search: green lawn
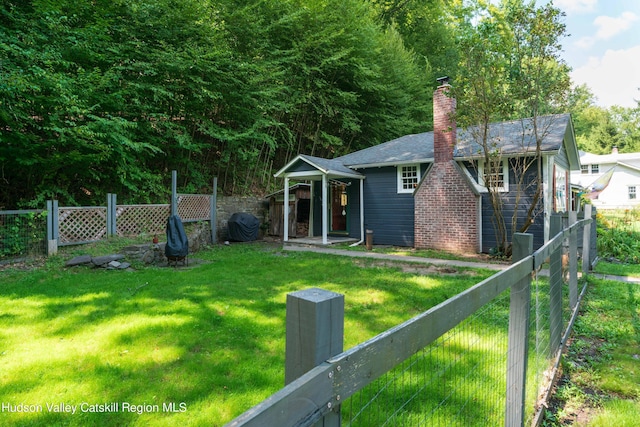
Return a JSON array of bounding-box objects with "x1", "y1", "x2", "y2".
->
[
  {"x1": 544, "y1": 266, "x2": 640, "y2": 426},
  {"x1": 593, "y1": 260, "x2": 640, "y2": 277},
  {"x1": 0, "y1": 242, "x2": 494, "y2": 426}
]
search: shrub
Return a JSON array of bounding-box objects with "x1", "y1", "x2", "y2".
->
[{"x1": 597, "y1": 213, "x2": 640, "y2": 263}]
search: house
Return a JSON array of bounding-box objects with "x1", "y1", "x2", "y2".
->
[
  {"x1": 571, "y1": 149, "x2": 640, "y2": 210},
  {"x1": 275, "y1": 79, "x2": 581, "y2": 253}
]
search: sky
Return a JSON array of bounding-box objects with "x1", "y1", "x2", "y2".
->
[{"x1": 552, "y1": 0, "x2": 640, "y2": 108}]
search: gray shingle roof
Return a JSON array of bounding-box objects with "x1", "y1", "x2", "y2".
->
[
  {"x1": 456, "y1": 113, "x2": 571, "y2": 157},
  {"x1": 298, "y1": 154, "x2": 364, "y2": 177},
  {"x1": 336, "y1": 113, "x2": 571, "y2": 167}
]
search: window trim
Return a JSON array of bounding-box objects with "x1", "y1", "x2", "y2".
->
[
  {"x1": 478, "y1": 159, "x2": 509, "y2": 192},
  {"x1": 629, "y1": 186, "x2": 637, "y2": 200},
  {"x1": 397, "y1": 164, "x2": 420, "y2": 194},
  {"x1": 591, "y1": 164, "x2": 599, "y2": 174},
  {"x1": 580, "y1": 164, "x2": 589, "y2": 174}
]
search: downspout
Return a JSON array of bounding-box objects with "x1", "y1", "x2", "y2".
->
[
  {"x1": 322, "y1": 174, "x2": 328, "y2": 245},
  {"x1": 283, "y1": 177, "x2": 289, "y2": 242},
  {"x1": 349, "y1": 178, "x2": 365, "y2": 246}
]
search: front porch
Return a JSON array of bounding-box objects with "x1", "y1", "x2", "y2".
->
[
  {"x1": 282, "y1": 235, "x2": 360, "y2": 247},
  {"x1": 274, "y1": 154, "x2": 365, "y2": 245}
]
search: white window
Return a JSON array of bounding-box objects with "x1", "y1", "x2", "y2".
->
[
  {"x1": 478, "y1": 159, "x2": 509, "y2": 192},
  {"x1": 554, "y1": 166, "x2": 567, "y2": 212},
  {"x1": 397, "y1": 164, "x2": 420, "y2": 193},
  {"x1": 581, "y1": 165, "x2": 589, "y2": 174},
  {"x1": 629, "y1": 186, "x2": 636, "y2": 200},
  {"x1": 591, "y1": 164, "x2": 599, "y2": 174}
]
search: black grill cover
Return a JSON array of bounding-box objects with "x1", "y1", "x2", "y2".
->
[
  {"x1": 228, "y1": 212, "x2": 260, "y2": 242},
  {"x1": 165, "y1": 215, "x2": 189, "y2": 258}
]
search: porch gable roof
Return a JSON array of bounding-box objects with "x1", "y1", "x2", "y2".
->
[{"x1": 274, "y1": 154, "x2": 364, "y2": 180}]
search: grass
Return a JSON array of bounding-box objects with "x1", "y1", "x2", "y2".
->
[
  {"x1": 543, "y1": 266, "x2": 640, "y2": 426},
  {"x1": 0, "y1": 241, "x2": 496, "y2": 426},
  {"x1": 593, "y1": 260, "x2": 640, "y2": 277}
]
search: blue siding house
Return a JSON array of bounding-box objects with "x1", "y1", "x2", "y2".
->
[{"x1": 274, "y1": 82, "x2": 580, "y2": 253}]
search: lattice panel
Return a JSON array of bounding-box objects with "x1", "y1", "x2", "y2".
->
[
  {"x1": 116, "y1": 204, "x2": 170, "y2": 237},
  {"x1": 58, "y1": 207, "x2": 107, "y2": 244},
  {"x1": 177, "y1": 194, "x2": 211, "y2": 222}
]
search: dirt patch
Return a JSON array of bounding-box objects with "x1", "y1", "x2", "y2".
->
[
  {"x1": 543, "y1": 336, "x2": 612, "y2": 425},
  {"x1": 353, "y1": 259, "x2": 481, "y2": 276},
  {"x1": 0, "y1": 257, "x2": 47, "y2": 272},
  {"x1": 544, "y1": 371, "x2": 605, "y2": 425}
]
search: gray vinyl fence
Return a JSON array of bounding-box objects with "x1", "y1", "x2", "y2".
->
[
  {"x1": 47, "y1": 193, "x2": 214, "y2": 248},
  {"x1": 225, "y1": 208, "x2": 594, "y2": 427},
  {"x1": 0, "y1": 173, "x2": 219, "y2": 261}
]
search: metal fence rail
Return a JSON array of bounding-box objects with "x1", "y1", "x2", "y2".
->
[
  {"x1": 226, "y1": 214, "x2": 592, "y2": 427},
  {"x1": 0, "y1": 210, "x2": 47, "y2": 261}
]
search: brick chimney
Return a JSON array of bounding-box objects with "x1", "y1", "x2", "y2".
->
[
  {"x1": 433, "y1": 76, "x2": 456, "y2": 163},
  {"x1": 414, "y1": 77, "x2": 479, "y2": 254}
]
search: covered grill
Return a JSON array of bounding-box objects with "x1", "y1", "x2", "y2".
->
[
  {"x1": 227, "y1": 212, "x2": 260, "y2": 242},
  {"x1": 165, "y1": 215, "x2": 189, "y2": 265}
]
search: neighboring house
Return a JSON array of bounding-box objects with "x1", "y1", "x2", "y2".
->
[
  {"x1": 275, "y1": 80, "x2": 581, "y2": 253},
  {"x1": 571, "y1": 149, "x2": 640, "y2": 210}
]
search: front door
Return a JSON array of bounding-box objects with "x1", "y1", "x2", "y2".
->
[{"x1": 331, "y1": 184, "x2": 347, "y2": 233}]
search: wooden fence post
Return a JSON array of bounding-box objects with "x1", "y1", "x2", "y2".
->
[
  {"x1": 581, "y1": 204, "x2": 592, "y2": 275},
  {"x1": 549, "y1": 215, "x2": 563, "y2": 357},
  {"x1": 285, "y1": 288, "x2": 344, "y2": 427},
  {"x1": 505, "y1": 233, "x2": 533, "y2": 427},
  {"x1": 46, "y1": 200, "x2": 58, "y2": 256},
  {"x1": 106, "y1": 194, "x2": 112, "y2": 237},
  {"x1": 211, "y1": 177, "x2": 218, "y2": 244},
  {"x1": 107, "y1": 193, "x2": 117, "y2": 237},
  {"x1": 568, "y1": 211, "x2": 578, "y2": 309},
  {"x1": 171, "y1": 170, "x2": 178, "y2": 217}
]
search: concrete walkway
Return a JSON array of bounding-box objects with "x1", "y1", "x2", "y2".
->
[
  {"x1": 283, "y1": 244, "x2": 640, "y2": 283},
  {"x1": 283, "y1": 244, "x2": 508, "y2": 271},
  {"x1": 589, "y1": 273, "x2": 640, "y2": 283}
]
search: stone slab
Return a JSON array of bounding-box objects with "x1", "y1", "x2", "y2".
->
[{"x1": 65, "y1": 255, "x2": 93, "y2": 266}]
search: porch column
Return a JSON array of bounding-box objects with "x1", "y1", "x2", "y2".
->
[
  {"x1": 359, "y1": 178, "x2": 365, "y2": 242},
  {"x1": 322, "y1": 174, "x2": 328, "y2": 244},
  {"x1": 283, "y1": 177, "x2": 289, "y2": 242}
]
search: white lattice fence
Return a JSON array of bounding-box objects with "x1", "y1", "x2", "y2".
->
[
  {"x1": 116, "y1": 204, "x2": 170, "y2": 237},
  {"x1": 58, "y1": 207, "x2": 107, "y2": 245},
  {"x1": 177, "y1": 194, "x2": 211, "y2": 222}
]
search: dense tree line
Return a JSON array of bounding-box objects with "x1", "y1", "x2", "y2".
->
[
  {"x1": 0, "y1": 0, "x2": 436, "y2": 208},
  {"x1": 1, "y1": 0, "x2": 638, "y2": 209}
]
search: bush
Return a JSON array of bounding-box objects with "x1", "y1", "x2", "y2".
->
[
  {"x1": 0, "y1": 212, "x2": 47, "y2": 259},
  {"x1": 597, "y1": 212, "x2": 640, "y2": 263}
]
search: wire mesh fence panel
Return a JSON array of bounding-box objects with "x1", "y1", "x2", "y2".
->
[
  {"x1": 58, "y1": 207, "x2": 107, "y2": 245},
  {"x1": 525, "y1": 240, "x2": 574, "y2": 424},
  {"x1": 115, "y1": 204, "x2": 170, "y2": 237},
  {"x1": 0, "y1": 210, "x2": 47, "y2": 261},
  {"x1": 177, "y1": 194, "x2": 211, "y2": 222},
  {"x1": 342, "y1": 289, "x2": 511, "y2": 427},
  {"x1": 525, "y1": 275, "x2": 553, "y2": 424}
]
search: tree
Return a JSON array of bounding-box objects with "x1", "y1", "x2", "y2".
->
[
  {"x1": 453, "y1": 0, "x2": 570, "y2": 256},
  {"x1": 1, "y1": 0, "x2": 433, "y2": 208}
]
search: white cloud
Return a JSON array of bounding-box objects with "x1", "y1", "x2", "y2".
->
[
  {"x1": 575, "y1": 36, "x2": 595, "y2": 49},
  {"x1": 571, "y1": 45, "x2": 640, "y2": 108},
  {"x1": 594, "y1": 12, "x2": 638, "y2": 39},
  {"x1": 575, "y1": 11, "x2": 638, "y2": 49},
  {"x1": 554, "y1": 0, "x2": 597, "y2": 13}
]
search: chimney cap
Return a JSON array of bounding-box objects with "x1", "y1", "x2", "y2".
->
[{"x1": 436, "y1": 76, "x2": 450, "y2": 86}]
